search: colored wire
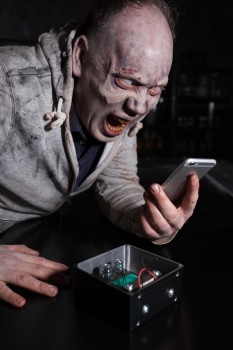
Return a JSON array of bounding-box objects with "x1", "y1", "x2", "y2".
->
[{"x1": 137, "y1": 267, "x2": 158, "y2": 288}]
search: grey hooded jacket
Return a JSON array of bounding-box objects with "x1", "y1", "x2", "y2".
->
[{"x1": 0, "y1": 28, "x2": 146, "y2": 235}]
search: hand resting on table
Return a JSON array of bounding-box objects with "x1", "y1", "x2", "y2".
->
[{"x1": 0, "y1": 244, "x2": 70, "y2": 307}]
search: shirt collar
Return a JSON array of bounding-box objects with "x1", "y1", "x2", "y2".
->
[
  {"x1": 70, "y1": 100, "x2": 103, "y2": 145},
  {"x1": 70, "y1": 100, "x2": 89, "y2": 141}
]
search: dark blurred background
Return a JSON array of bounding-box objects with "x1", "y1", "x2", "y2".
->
[{"x1": 1, "y1": 0, "x2": 233, "y2": 161}]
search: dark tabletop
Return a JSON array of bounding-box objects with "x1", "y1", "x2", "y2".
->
[{"x1": 0, "y1": 157, "x2": 232, "y2": 350}]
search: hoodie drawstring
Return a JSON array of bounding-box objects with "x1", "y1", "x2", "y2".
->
[
  {"x1": 128, "y1": 121, "x2": 143, "y2": 137},
  {"x1": 45, "y1": 97, "x2": 66, "y2": 129}
]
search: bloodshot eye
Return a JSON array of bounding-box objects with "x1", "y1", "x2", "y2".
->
[
  {"x1": 148, "y1": 86, "x2": 165, "y2": 96},
  {"x1": 115, "y1": 77, "x2": 136, "y2": 90},
  {"x1": 122, "y1": 78, "x2": 134, "y2": 86}
]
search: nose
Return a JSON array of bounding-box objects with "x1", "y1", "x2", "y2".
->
[{"x1": 124, "y1": 94, "x2": 148, "y2": 116}]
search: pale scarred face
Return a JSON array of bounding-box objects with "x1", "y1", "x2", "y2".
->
[{"x1": 72, "y1": 5, "x2": 173, "y2": 142}]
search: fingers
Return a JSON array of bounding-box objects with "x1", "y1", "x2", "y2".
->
[
  {"x1": 1, "y1": 245, "x2": 69, "y2": 272},
  {"x1": 181, "y1": 174, "x2": 199, "y2": 218},
  {"x1": 140, "y1": 176, "x2": 199, "y2": 242},
  {"x1": 14, "y1": 253, "x2": 69, "y2": 273},
  {"x1": 0, "y1": 244, "x2": 71, "y2": 308},
  {"x1": 0, "y1": 281, "x2": 26, "y2": 308},
  {"x1": 140, "y1": 205, "x2": 162, "y2": 240},
  {"x1": 2, "y1": 260, "x2": 71, "y2": 285},
  {"x1": 7, "y1": 270, "x2": 58, "y2": 296},
  {"x1": 0, "y1": 270, "x2": 58, "y2": 308},
  {"x1": 141, "y1": 189, "x2": 179, "y2": 239},
  {"x1": 4, "y1": 244, "x2": 39, "y2": 256}
]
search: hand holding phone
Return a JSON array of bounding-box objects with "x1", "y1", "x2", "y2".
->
[{"x1": 162, "y1": 158, "x2": 216, "y2": 201}]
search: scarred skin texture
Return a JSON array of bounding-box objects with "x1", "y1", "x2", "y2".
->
[
  {"x1": 72, "y1": 4, "x2": 199, "y2": 244},
  {"x1": 72, "y1": 5, "x2": 173, "y2": 142},
  {"x1": 0, "y1": 4, "x2": 199, "y2": 307}
]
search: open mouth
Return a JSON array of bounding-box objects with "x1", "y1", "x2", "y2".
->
[{"x1": 106, "y1": 115, "x2": 129, "y2": 135}]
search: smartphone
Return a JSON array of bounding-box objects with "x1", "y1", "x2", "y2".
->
[{"x1": 162, "y1": 158, "x2": 217, "y2": 201}]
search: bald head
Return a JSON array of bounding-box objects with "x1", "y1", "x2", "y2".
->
[
  {"x1": 72, "y1": 3, "x2": 174, "y2": 142},
  {"x1": 88, "y1": 5, "x2": 173, "y2": 84},
  {"x1": 76, "y1": 0, "x2": 177, "y2": 40}
]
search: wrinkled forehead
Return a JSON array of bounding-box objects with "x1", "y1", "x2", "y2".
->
[{"x1": 96, "y1": 5, "x2": 173, "y2": 77}]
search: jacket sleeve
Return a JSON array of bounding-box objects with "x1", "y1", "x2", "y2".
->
[
  {"x1": 0, "y1": 58, "x2": 13, "y2": 154},
  {"x1": 94, "y1": 133, "x2": 146, "y2": 236}
]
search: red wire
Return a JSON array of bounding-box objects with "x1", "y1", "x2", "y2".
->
[{"x1": 137, "y1": 267, "x2": 158, "y2": 288}]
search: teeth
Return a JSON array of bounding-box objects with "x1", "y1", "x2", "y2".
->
[
  {"x1": 117, "y1": 118, "x2": 127, "y2": 126},
  {"x1": 107, "y1": 124, "x2": 125, "y2": 132},
  {"x1": 106, "y1": 116, "x2": 128, "y2": 133},
  {"x1": 107, "y1": 122, "x2": 126, "y2": 132}
]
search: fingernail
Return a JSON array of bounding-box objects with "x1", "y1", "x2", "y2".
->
[
  {"x1": 48, "y1": 286, "x2": 58, "y2": 296},
  {"x1": 16, "y1": 297, "x2": 26, "y2": 306},
  {"x1": 151, "y1": 184, "x2": 160, "y2": 194}
]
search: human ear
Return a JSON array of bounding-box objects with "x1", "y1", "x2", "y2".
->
[{"x1": 72, "y1": 35, "x2": 89, "y2": 77}]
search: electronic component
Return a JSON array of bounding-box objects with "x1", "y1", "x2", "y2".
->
[
  {"x1": 122, "y1": 269, "x2": 162, "y2": 292},
  {"x1": 98, "y1": 259, "x2": 162, "y2": 293},
  {"x1": 113, "y1": 272, "x2": 138, "y2": 288},
  {"x1": 73, "y1": 244, "x2": 183, "y2": 331}
]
